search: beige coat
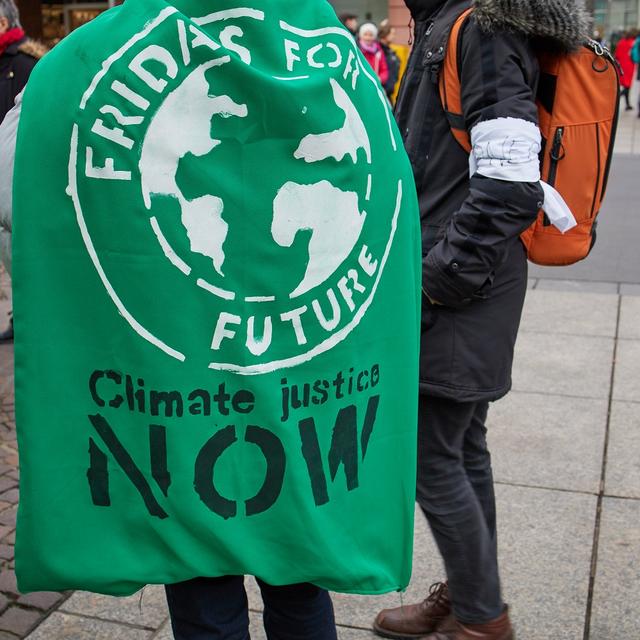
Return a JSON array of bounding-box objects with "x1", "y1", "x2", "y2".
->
[{"x1": 0, "y1": 92, "x2": 21, "y2": 276}]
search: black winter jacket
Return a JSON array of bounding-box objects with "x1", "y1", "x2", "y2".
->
[
  {"x1": 0, "y1": 38, "x2": 44, "y2": 124},
  {"x1": 396, "y1": 0, "x2": 588, "y2": 401}
]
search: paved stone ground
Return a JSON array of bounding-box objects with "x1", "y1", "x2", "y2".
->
[
  {"x1": 614, "y1": 82, "x2": 640, "y2": 155},
  {"x1": 0, "y1": 87, "x2": 638, "y2": 640}
]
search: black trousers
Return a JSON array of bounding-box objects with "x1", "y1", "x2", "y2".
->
[
  {"x1": 165, "y1": 576, "x2": 338, "y2": 640},
  {"x1": 417, "y1": 395, "x2": 503, "y2": 624}
]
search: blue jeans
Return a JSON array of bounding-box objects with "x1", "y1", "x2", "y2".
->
[
  {"x1": 417, "y1": 395, "x2": 503, "y2": 624},
  {"x1": 165, "y1": 576, "x2": 338, "y2": 640}
]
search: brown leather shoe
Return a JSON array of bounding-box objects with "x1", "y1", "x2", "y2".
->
[
  {"x1": 425, "y1": 607, "x2": 514, "y2": 640},
  {"x1": 373, "y1": 582, "x2": 451, "y2": 639}
]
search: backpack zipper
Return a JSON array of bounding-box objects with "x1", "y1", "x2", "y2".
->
[
  {"x1": 590, "y1": 124, "x2": 601, "y2": 218},
  {"x1": 543, "y1": 127, "x2": 565, "y2": 227},
  {"x1": 547, "y1": 127, "x2": 564, "y2": 187}
]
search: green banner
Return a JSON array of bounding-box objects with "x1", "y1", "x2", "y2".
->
[{"x1": 13, "y1": 0, "x2": 420, "y2": 596}]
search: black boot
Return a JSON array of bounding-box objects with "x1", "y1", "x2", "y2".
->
[{"x1": 0, "y1": 315, "x2": 13, "y2": 343}]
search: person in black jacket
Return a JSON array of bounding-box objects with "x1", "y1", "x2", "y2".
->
[
  {"x1": 373, "y1": 1, "x2": 589, "y2": 639},
  {"x1": 378, "y1": 20, "x2": 401, "y2": 100},
  {"x1": 0, "y1": 0, "x2": 46, "y2": 342}
]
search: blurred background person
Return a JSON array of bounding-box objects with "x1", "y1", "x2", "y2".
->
[
  {"x1": 339, "y1": 12, "x2": 358, "y2": 38},
  {"x1": 633, "y1": 30, "x2": 640, "y2": 117},
  {"x1": 1, "y1": 0, "x2": 45, "y2": 122},
  {"x1": 0, "y1": 0, "x2": 46, "y2": 343},
  {"x1": 358, "y1": 22, "x2": 388, "y2": 89},
  {"x1": 615, "y1": 30, "x2": 637, "y2": 112},
  {"x1": 378, "y1": 19, "x2": 400, "y2": 102}
]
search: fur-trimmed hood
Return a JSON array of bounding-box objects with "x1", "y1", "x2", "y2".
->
[
  {"x1": 473, "y1": 0, "x2": 591, "y2": 52},
  {"x1": 17, "y1": 38, "x2": 48, "y2": 60},
  {"x1": 406, "y1": 0, "x2": 591, "y2": 52}
]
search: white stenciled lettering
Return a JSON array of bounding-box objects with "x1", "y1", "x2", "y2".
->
[
  {"x1": 246, "y1": 316, "x2": 273, "y2": 356},
  {"x1": 326, "y1": 42, "x2": 342, "y2": 68},
  {"x1": 99, "y1": 105, "x2": 145, "y2": 127},
  {"x1": 85, "y1": 147, "x2": 132, "y2": 181},
  {"x1": 220, "y1": 26, "x2": 251, "y2": 64},
  {"x1": 110, "y1": 80, "x2": 150, "y2": 111},
  {"x1": 338, "y1": 270, "x2": 366, "y2": 312},
  {"x1": 343, "y1": 49, "x2": 359, "y2": 90},
  {"x1": 91, "y1": 119, "x2": 135, "y2": 150},
  {"x1": 129, "y1": 45, "x2": 179, "y2": 93},
  {"x1": 312, "y1": 288, "x2": 341, "y2": 331},
  {"x1": 284, "y1": 39, "x2": 302, "y2": 71},
  {"x1": 211, "y1": 312, "x2": 242, "y2": 350},
  {"x1": 176, "y1": 20, "x2": 191, "y2": 66},
  {"x1": 189, "y1": 24, "x2": 222, "y2": 53},
  {"x1": 280, "y1": 306, "x2": 309, "y2": 346},
  {"x1": 358, "y1": 244, "x2": 378, "y2": 277},
  {"x1": 307, "y1": 44, "x2": 324, "y2": 69}
]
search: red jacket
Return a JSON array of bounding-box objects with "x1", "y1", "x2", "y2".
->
[
  {"x1": 615, "y1": 37, "x2": 636, "y2": 89},
  {"x1": 359, "y1": 43, "x2": 389, "y2": 87}
]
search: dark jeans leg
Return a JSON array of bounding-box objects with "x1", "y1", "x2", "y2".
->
[
  {"x1": 417, "y1": 395, "x2": 503, "y2": 625},
  {"x1": 165, "y1": 576, "x2": 250, "y2": 640},
  {"x1": 257, "y1": 580, "x2": 338, "y2": 640},
  {"x1": 463, "y1": 402, "x2": 497, "y2": 545}
]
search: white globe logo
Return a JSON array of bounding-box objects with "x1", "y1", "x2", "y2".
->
[{"x1": 139, "y1": 62, "x2": 372, "y2": 301}]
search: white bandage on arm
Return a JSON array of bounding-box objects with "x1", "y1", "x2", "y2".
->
[{"x1": 469, "y1": 117, "x2": 577, "y2": 233}]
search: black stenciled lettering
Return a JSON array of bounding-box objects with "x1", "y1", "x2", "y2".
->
[
  {"x1": 232, "y1": 390, "x2": 255, "y2": 415},
  {"x1": 88, "y1": 414, "x2": 168, "y2": 519},
  {"x1": 360, "y1": 395, "x2": 380, "y2": 461},
  {"x1": 89, "y1": 371, "x2": 106, "y2": 407},
  {"x1": 244, "y1": 425, "x2": 286, "y2": 516},
  {"x1": 89, "y1": 370, "x2": 123, "y2": 408},
  {"x1": 150, "y1": 424, "x2": 171, "y2": 496},
  {"x1": 150, "y1": 390, "x2": 184, "y2": 417},
  {"x1": 332, "y1": 370, "x2": 346, "y2": 399},
  {"x1": 280, "y1": 380, "x2": 290, "y2": 423},
  {"x1": 188, "y1": 389, "x2": 211, "y2": 416},
  {"x1": 135, "y1": 378, "x2": 146, "y2": 413},
  {"x1": 298, "y1": 418, "x2": 330, "y2": 506},
  {"x1": 328, "y1": 405, "x2": 359, "y2": 491},
  {"x1": 371, "y1": 364, "x2": 380, "y2": 387},
  {"x1": 357, "y1": 370, "x2": 369, "y2": 392},
  {"x1": 311, "y1": 379, "x2": 330, "y2": 405},
  {"x1": 87, "y1": 437, "x2": 110, "y2": 506},
  {"x1": 194, "y1": 425, "x2": 238, "y2": 519},
  {"x1": 213, "y1": 383, "x2": 232, "y2": 416}
]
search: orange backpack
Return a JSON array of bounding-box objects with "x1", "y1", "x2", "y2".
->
[{"x1": 439, "y1": 9, "x2": 621, "y2": 266}]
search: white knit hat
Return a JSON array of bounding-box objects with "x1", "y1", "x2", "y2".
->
[
  {"x1": 0, "y1": 0, "x2": 21, "y2": 29},
  {"x1": 358, "y1": 22, "x2": 378, "y2": 39}
]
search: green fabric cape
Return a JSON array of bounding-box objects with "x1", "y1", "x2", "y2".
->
[{"x1": 13, "y1": 0, "x2": 421, "y2": 596}]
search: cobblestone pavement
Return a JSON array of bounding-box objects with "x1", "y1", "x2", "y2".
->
[{"x1": 0, "y1": 269, "x2": 71, "y2": 637}]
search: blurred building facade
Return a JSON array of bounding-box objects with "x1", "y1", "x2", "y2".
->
[
  {"x1": 16, "y1": 0, "x2": 117, "y2": 42},
  {"x1": 595, "y1": 0, "x2": 640, "y2": 32},
  {"x1": 18, "y1": 1, "x2": 640, "y2": 47}
]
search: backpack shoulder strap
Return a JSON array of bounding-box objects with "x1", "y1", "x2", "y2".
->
[{"x1": 439, "y1": 8, "x2": 474, "y2": 154}]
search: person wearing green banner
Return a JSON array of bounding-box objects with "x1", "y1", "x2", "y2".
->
[{"x1": 8, "y1": 0, "x2": 421, "y2": 638}]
